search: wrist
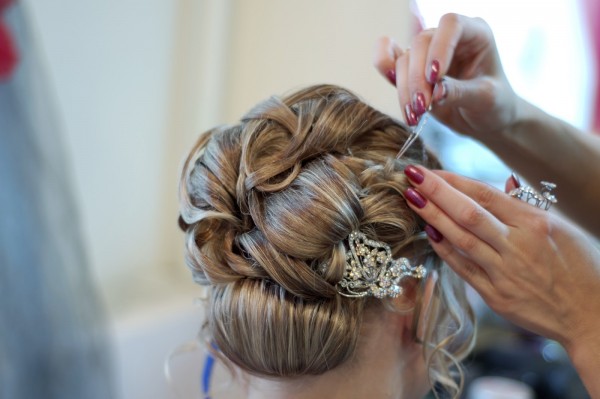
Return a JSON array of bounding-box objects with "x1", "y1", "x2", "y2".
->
[
  {"x1": 469, "y1": 90, "x2": 530, "y2": 150},
  {"x1": 476, "y1": 96, "x2": 549, "y2": 156},
  {"x1": 497, "y1": 96, "x2": 538, "y2": 140}
]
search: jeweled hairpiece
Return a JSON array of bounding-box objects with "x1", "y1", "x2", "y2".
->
[{"x1": 336, "y1": 231, "x2": 427, "y2": 298}]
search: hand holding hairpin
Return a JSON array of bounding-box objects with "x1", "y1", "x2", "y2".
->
[{"x1": 397, "y1": 111, "x2": 430, "y2": 159}]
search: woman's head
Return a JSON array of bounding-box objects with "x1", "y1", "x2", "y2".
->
[{"x1": 179, "y1": 85, "x2": 475, "y2": 397}]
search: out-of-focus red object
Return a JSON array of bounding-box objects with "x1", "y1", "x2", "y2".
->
[
  {"x1": 0, "y1": 0, "x2": 17, "y2": 80},
  {"x1": 582, "y1": 0, "x2": 600, "y2": 133}
]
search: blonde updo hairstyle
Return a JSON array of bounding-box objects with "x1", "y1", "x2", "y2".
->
[{"x1": 179, "y1": 85, "x2": 475, "y2": 397}]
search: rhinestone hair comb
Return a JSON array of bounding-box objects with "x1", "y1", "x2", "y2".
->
[{"x1": 336, "y1": 231, "x2": 427, "y2": 298}]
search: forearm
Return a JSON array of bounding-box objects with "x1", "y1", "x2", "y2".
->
[{"x1": 478, "y1": 97, "x2": 600, "y2": 237}]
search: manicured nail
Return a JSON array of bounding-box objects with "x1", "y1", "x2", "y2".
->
[
  {"x1": 385, "y1": 69, "x2": 396, "y2": 85},
  {"x1": 412, "y1": 92, "x2": 427, "y2": 116},
  {"x1": 511, "y1": 172, "x2": 521, "y2": 188},
  {"x1": 432, "y1": 79, "x2": 447, "y2": 104},
  {"x1": 405, "y1": 104, "x2": 418, "y2": 126},
  {"x1": 404, "y1": 165, "x2": 424, "y2": 184},
  {"x1": 425, "y1": 224, "x2": 443, "y2": 243},
  {"x1": 428, "y1": 60, "x2": 440, "y2": 84},
  {"x1": 405, "y1": 187, "x2": 427, "y2": 208}
]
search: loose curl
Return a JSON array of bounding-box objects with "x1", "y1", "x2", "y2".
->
[{"x1": 178, "y1": 85, "x2": 475, "y2": 397}]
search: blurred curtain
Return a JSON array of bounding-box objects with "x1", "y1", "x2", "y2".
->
[
  {"x1": 582, "y1": 0, "x2": 600, "y2": 133},
  {"x1": 0, "y1": 2, "x2": 113, "y2": 399}
]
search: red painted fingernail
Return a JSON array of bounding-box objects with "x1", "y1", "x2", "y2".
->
[
  {"x1": 404, "y1": 165, "x2": 424, "y2": 184},
  {"x1": 432, "y1": 79, "x2": 447, "y2": 104},
  {"x1": 413, "y1": 92, "x2": 427, "y2": 116},
  {"x1": 405, "y1": 104, "x2": 418, "y2": 126},
  {"x1": 425, "y1": 224, "x2": 443, "y2": 243},
  {"x1": 405, "y1": 187, "x2": 427, "y2": 209},
  {"x1": 510, "y1": 172, "x2": 521, "y2": 188},
  {"x1": 428, "y1": 60, "x2": 440, "y2": 84},
  {"x1": 385, "y1": 69, "x2": 396, "y2": 85}
]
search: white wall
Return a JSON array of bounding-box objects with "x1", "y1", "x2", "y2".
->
[
  {"x1": 25, "y1": 0, "x2": 190, "y2": 305},
  {"x1": 25, "y1": 1, "x2": 198, "y2": 398},
  {"x1": 223, "y1": 0, "x2": 413, "y2": 123}
]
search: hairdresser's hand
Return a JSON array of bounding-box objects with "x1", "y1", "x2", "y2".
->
[
  {"x1": 374, "y1": 13, "x2": 518, "y2": 139},
  {"x1": 402, "y1": 165, "x2": 600, "y2": 353},
  {"x1": 402, "y1": 166, "x2": 600, "y2": 396}
]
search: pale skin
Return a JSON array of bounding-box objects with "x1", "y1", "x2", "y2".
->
[{"x1": 373, "y1": 12, "x2": 600, "y2": 398}]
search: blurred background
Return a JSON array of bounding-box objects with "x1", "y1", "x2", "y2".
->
[{"x1": 0, "y1": 0, "x2": 596, "y2": 398}]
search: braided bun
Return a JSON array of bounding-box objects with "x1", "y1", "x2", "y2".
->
[{"x1": 178, "y1": 85, "x2": 451, "y2": 377}]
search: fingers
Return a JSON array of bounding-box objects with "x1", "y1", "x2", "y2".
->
[
  {"x1": 395, "y1": 31, "x2": 434, "y2": 125},
  {"x1": 402, "y1": 14, "x2": 495, "y2": 113},
  {"x1": 373, "y1": 36, "x2": 418, "y2": 127},
  {"x1": 394, "y1": 52, "x2": 415, "y2": 126},
  {"x1": 405, "y1": 32, "x2": 434, "y2": 117},
  {"x1": 374, "y1": 14, "x2": 500, "y2": 129},
  {"x1": 427, "y1": 235, "x2": 495, "y2": 298},
  {"x1": 432, "y1": 169, "x2": 539, "y2": 225},
  {"x1": 405, "y1": 184, "x2": 503, "y2": 279},
  {"x1": 374, "y1": 32, "x2": 436, "y2": 126},
  {"x1": 373, "y1": 17, "x2": 495, "y2": 125},
  {"x1": 373, "y1": 36, "x2": 402, "y2": 86},
  {"x1": 406, "y1": 166, "x2": 511, "y2": 247},
  {"x1": 425, "y1": 13, "x2": 494, "y2": 81},
  {"x1": 431, "y1": 75, "x2": 498, "y2": 110},
  {"x1": 424, "y1": 13, "x2": 465, "y2": 81}
]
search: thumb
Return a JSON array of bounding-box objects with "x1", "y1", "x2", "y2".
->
[{"x1": 432, "y1": 75, "x2": 497, "y2": 110}]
